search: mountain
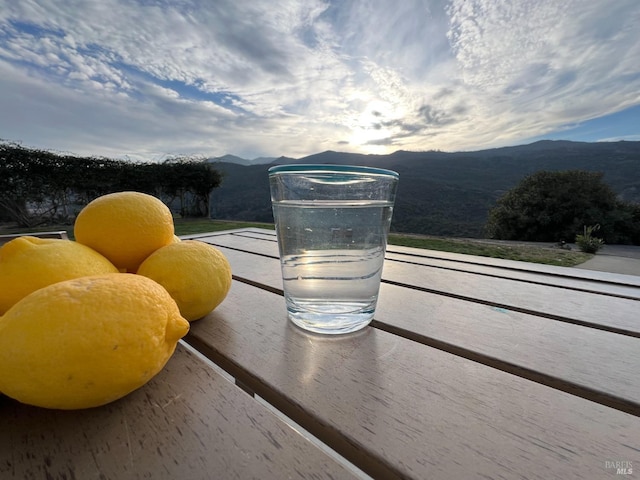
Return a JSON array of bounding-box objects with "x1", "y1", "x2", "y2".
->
[
  {"x1": 206, "y1": 154, "x2": 251, "y2": 165},
  {"x1": 206, "y1": 154, "x2": 267, "y2": 166},
  {"x1": 208, "y1": 140, "x2": 640, "y2": 238}
]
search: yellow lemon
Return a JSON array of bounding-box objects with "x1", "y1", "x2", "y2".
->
[
  {"x1": 0, "y1": 236, "x2": 119, "y2": 315},
  {"x1": 74, "y1": 191, "x2": 175, "y2": 272},
  {"x1": 137, "y1": 240, "x2": 232, "y2": 321},
  {"x1": 0, "y1": 273, "x2": 189, "y2": 410}
]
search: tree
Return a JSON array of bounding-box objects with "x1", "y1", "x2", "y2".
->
[{"x1": 485, "y1": 170, "x2": 626, "y2": 243}]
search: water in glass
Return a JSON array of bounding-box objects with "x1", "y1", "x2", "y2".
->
[{"x1": 273, "y1": 199, "x2": 393, "y2": 334}]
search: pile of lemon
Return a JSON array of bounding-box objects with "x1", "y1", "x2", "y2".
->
[{"x1": 0, "y1": 191, "x2": 232, "y2": 410}]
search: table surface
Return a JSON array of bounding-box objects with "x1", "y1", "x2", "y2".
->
[{"x1": 2, "y1": 227, "x2": 639, "y2": 479}]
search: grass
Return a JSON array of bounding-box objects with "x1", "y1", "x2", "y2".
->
[
  {"x1": 388, "y1": 234, "x2": 592, "y2": 267},
  {"x1": 0, "y1": 219, "x2": 592, "y2": 267}
]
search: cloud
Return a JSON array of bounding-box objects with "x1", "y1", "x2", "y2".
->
[
  {"x1": 442, "y1": 0, "x2": 640, "y2": 143},
  {"x1": 0, "y1": 0, "x2": 639, "y2": 159}
]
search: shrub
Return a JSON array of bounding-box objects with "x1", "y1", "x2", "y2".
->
[
  {"x1": 575, "y1": 224, "x2": 604, "y2": 253},
  {"x1": 486, "y1": 170, "x2": 627, "y2": 243}
]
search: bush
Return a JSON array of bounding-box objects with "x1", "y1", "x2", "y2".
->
[
  {"x1": 0, "y1": 142, "x2": 222, "y2": 227},
  {"x1": 486, "y1": 170, "x2": 637, "y2": 244},
  {"x1": 575, "y1": 224, "x2": 605, "y2": 253}
]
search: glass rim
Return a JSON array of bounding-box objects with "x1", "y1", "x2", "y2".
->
[{"x1": 268, "y1": 163, "x2": 399, "y2": 179}]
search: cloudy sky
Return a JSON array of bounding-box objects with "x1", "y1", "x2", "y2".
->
[{"x1": 1, "y1": 0, "x2": 639, "y2": 161}]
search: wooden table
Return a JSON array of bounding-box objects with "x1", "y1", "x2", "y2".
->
[{"x1": 2, "y1": 228, "x2": 639, "y2": 479}]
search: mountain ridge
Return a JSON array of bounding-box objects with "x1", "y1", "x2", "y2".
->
[
  {"x1": 209, "y1": 139, "x2": 625, "y2": 165},
  {"x1": 208, "y1": 140, "x2": 640, "y2": 238}
]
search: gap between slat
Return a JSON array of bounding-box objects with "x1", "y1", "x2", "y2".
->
[
  {"x1": 381, "y1": 278, "x2": 640, "y2": 339},
  {"x1": 387, "y1": 256, "x2": 640, "y2": 301}
]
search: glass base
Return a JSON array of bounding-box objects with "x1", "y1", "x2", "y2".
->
[{"x1": 286, "y1": 303, "x2": 374, "y2": 334}]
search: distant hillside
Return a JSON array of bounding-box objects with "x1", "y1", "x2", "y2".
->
[
  {"x1": 208, "y1": 140, "x2": 640, "y2": 238},
  {"x1": 206, "y1": 154, "x2": 287, "y2": 166}
]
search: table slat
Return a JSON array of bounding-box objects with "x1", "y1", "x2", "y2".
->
[{"x1": 0, "y1": 343, "x2": 359, "y2": 480}]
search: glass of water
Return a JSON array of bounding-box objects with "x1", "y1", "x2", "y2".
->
[{"x1": 268, "y1": 164, "x2": 399, "y2": 334}]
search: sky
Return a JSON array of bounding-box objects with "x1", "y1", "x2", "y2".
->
[{"x1": 1, "y1": 0, "x2": 639, "y2": 162}]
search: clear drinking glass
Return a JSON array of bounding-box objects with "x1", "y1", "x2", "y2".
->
[{"x1": 269, "y1": 164, "x2": 399, "y2": 334}]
